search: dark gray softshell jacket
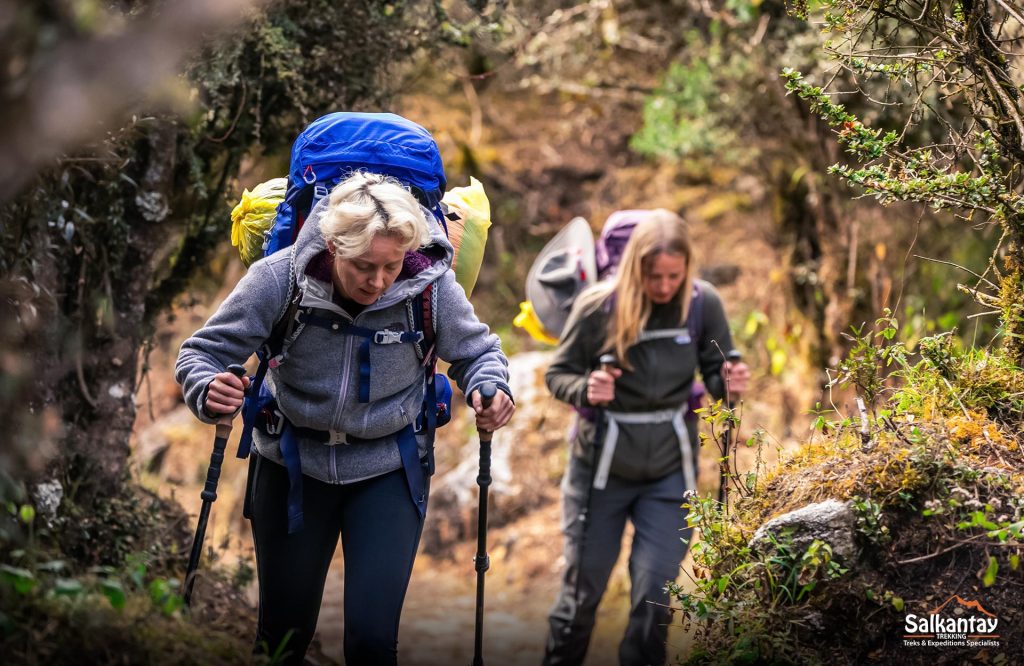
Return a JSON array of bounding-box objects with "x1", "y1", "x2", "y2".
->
[{"x1": 545, "y1": 280, "x2": 734, "y2": 482}]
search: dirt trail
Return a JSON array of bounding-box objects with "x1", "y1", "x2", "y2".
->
[{"x1": 316, "y1": 508, "x2": 697, "y2": 666}]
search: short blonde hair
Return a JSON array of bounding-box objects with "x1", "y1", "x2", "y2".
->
[{"x1": 321, "y1": 171, "x2": 432, "y2": 259}]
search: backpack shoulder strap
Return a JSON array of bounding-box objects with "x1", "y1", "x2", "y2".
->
[
  {"x1": 237, "y1": 282, "x2": 304, "y2": 459},
  {"x1": 266, "y1": 286, "x2": 304, "y2": 364},
  {"x1": 422, "y1": 283, "x2": 436, "y2": 362},
  {"x1": 687, "y1": 281, "x2": 704, "y2": 343}
]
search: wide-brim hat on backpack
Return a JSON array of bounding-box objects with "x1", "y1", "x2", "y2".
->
[{"x1": 525, "y1": 216, "x2": 597, "y2": 339}]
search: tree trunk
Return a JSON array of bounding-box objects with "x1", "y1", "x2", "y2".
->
[
  {"x1": 773, "y1": 164, "x2": 853, "y2": 369},
  {"x1": 998, "y1": 216, "x2": 1024, "y2": 366},
  {"x1": 39, "y1": 123, "x2": 185, "y2": 501}
]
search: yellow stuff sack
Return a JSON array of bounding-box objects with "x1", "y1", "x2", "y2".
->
[
  {"x1": 231, "y1": 178, "x2": 288, "y2": 267},
  {"x1": 441, "y1": 177, "x2": 491, "y2": 297},
  {"x1": 513, "y1": 301, "x2": 560, "y2": 346}
]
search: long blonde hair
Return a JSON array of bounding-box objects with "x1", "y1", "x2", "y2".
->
[{"x1": 576, "y1": 209, "x2": 694, "y2": 370}]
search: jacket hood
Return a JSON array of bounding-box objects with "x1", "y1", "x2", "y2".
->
[{"x1": 290, "y1": 197, "x2": 454, "y2": 314}]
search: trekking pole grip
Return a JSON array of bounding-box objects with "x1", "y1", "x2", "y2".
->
[
  {"x1": 725, "y1": 350, "x2": 742, "y2": 406},
  {"x1": 718, "y1": 350, "x2": 743, "y2": 505},
  {"x1": 201, "y1": 364, "x2": 246, "y2": 503},
  {"x1": 476, "y1": 382, "x2": 497, "y2": 504},
  {"x1": 477, "y1": 383, "x2": 497, "y2": 444}
]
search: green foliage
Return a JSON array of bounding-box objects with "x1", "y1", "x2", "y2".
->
[
  {"x1": 676, "y1": 493, "x2": 851, "y2": 664},
  {"x1": 631, "y1": 57, "x2": 740, "y2": 161},
  {"x1": 681, "y1": 312, "x2": 1024, "y2": 661},
  {"x1": 0, "y1": 565, "x2": 37, "y2": 595},
  {"x1": 783, "y1": 0, "x2": 1024, "y2": 361},
  {"x1": 628, "y1": 2, "x2": 783, "y2": 168},
  {"x1": 0, "y1": 486, "x2": 255, "y2": 662},
  {"x1": 696, "y1": 396, "x2": 763, "y2": 507},
  {"x1": 0, "y1": 552, "x2": 186, "y2": 615},
  {"x1": 1, "y1": 491, "x2": 187, "y2": 615},
  {"x1": 231, "y1": 559, "x2": 255, "y2": 592},
  {"x1": 781, "y1": 69, "x2": 899, "y2": 161},
  {"x1": 850, "y1": 496, "x2": 889, "y2": 546},
  {"x1": 832, "y1": 309, "x2": 902, "y2": 406}
]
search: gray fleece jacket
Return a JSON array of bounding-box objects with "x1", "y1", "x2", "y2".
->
[{"x1": 176, "y1": 199, "x2": 511, "y2": 485}]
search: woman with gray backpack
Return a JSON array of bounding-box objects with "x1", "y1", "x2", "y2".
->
[{"x1": 536, "y1": 209, "x2": 750, "y2": 665}]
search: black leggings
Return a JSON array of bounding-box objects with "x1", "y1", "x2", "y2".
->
[{"x1": 248, "y1": 454, "x2": 425, "y2": 665}]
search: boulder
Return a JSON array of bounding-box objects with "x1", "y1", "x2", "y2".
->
[{"x1": 750, "y1": 499, "x2": 858, "y2": 563}]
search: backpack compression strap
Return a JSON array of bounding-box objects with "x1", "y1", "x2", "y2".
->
[{"x1": 412, "y1": 283, "x2": 439, "y2": 480}]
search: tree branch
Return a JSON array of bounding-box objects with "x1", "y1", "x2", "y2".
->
[{"x1": 0, "y1": 0, "x2": 271, "y2": 203}]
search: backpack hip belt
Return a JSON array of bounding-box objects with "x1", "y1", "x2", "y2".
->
[
  {"x1": 255, "y1": 406, "x2": 366, "y2": 446},
  {"x1": 593, "y1": 406, "x2": 696, "y2": 493}
]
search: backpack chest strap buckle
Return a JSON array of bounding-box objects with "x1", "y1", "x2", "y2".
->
[{"x1": 373, "y1": 329, "x2": 424, "y2": 345}]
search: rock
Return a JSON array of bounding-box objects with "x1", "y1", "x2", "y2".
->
[
  {"x1": 750, "y1": 499, "x2": 858, "y2": 563},
  {"x1": 32, "y1": 479, "x2": 63, "y2": 522},
  {"x1": 699, "y1": 264, "x2": 741, "y2": 286}
]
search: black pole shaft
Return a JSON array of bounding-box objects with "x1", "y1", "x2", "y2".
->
[
  {"x1": 472, "y1": 383, "x2": 497, "y2": 666},
  {"x1": 717, "y1": 350, "x2": 742, "y2": 505},
  {"x1": 184, "y1": 364, "x2": 246, "y2": 608},
  {"x1": 570, "y1": 354, "x2": 617, "y2": 631},
  {"x1": 471, "y1": 379, "x2": 499, "y2": 663},
  {"x1": 184, "y1": 437, "x2": 225, "y2": 605}
]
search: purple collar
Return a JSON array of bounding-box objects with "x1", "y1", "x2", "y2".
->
[{"x1": 305, "y1": 246, "x2": 442, "y2": 283}]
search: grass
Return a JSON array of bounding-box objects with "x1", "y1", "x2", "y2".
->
[{"x1": 677, "y1": 318, "x2": 1024, "y2": 663}]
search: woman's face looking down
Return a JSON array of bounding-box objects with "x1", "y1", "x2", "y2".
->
[
  {"x1": 642, "y1": 251, "x2": 688, "y2": 305},
  {"x1": 331, "y1": 233, "x2": 406, "y2": 305}
]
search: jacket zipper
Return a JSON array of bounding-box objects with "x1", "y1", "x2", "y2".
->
[
  {"x1": 332, "y1": 335, "x2": 354, "y2": 436},
  {"x1": 329, "y1": 314, "x2": 358, "y2": 484}
]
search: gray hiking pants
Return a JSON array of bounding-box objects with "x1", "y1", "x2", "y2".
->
[{"x1": 543, "y1": 457, "x2": 691, "y2": 666}]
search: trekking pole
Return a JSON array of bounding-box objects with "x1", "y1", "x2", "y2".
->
[
  {"x1": 184, "y1": 363, "x2": 246, "y2": 608},
  {"x1": 717, "y1": 350, "x2": 742, "y2": 506},
  {"x1": 472, "y1": 382, "x2": 498, "y2": 666},
  {"x1": 568, "y1": 353, "x2": 617, "y2": 632}
]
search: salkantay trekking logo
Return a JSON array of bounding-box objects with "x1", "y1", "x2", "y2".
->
[{"x1": 903, "y1": 595, "x2": 1000, "y2": 648}]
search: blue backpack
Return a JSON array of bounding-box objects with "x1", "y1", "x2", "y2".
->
[
  {"x1": 237, "y1": 112, "x2": 453, "y2": 533},
  {"x1": 265, "y1": 112, "x2": 448, "y2": 255}
]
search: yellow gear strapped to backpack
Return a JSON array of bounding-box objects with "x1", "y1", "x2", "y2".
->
[
  {"x1": 231, "y1": 178, "x2": 288, "y2": 267},
  {"x1": 230, "y1": 176, "x2": 496, "y2": 300},
  {"x1": 442, "y1": 177, "x2": 491, "y2": 298},
  {"x1": 514, "y1": 301, "x2": 560, "y2": 346}
]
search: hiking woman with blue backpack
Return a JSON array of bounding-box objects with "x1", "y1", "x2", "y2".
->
[
  {"x1": 176, "y1": 169, "x2": 514, "y2": 664},
  {"x1": 540, "y1": 210, "x2": 750, "y2": 665}
]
